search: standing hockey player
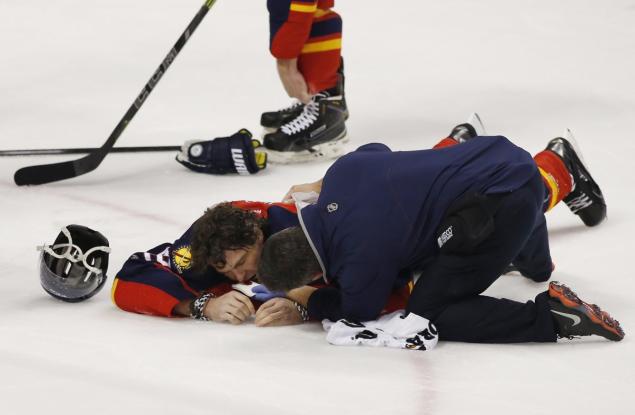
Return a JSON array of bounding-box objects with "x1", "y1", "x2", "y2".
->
[
  {"x1": 258, "y1": 123, "x2": 624, "y2": 343},
  {"x1": 261, "y1": 0, "x2": 348, "y2": 163}
]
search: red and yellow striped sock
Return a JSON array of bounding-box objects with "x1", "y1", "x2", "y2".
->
[
  {"x1": 534, "y1": 150, "x2": 573, "y2": 211},
  {"x1": 298, "y1": 8, "x2": 342, "y2": 92}
]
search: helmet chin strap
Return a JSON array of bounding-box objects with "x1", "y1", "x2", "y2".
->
[{"x1": 36, "y1": 226, "x2": 111, "y2": 275}]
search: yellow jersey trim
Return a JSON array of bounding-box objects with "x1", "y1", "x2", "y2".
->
[{"x1": 110, "y1": 278, "x2": 119, "y2": 305}]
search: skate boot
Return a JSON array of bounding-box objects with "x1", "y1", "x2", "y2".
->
[
  {"x1": 260, "y1": 101, "x2": 305, "y2": 133},
  {"x1": 448, "y1": 113, "x2": 487, "y2": 143},
  {"x1": 260, "y1": 58, "x2": 349, "y2": 134},
  {"x1": 545, "y1": 130, "x2": 607, "y2": 226},
  {"x1": 263, "y1": 88, "x2": 348, "y2": 164},
  {"x1": 336, "y1": 57, "x2": 350, "y2": 121},
  {"x1": 548, "y1": 281, "x2": 624, "y2": 341}
]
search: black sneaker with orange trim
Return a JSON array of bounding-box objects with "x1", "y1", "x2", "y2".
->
[{"x1": 548, "y1": 281, "x2": 624, "y2": 341}]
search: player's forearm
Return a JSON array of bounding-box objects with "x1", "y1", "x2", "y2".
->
[
  {"x1": 305, "y1": 286, "x2": 344, "y2": 321},
  {"x1": 112, "y1": 276, "x2": 185, "y2": 317},
  {"x1": 286, "y1": 285, "x2": 318, "y2": 308},
  {"x1": 311, "y1": 178, "x2": 323, "y2": 193},
  {"x1": 276, "y1": 58, "x2": 298, "y2": 73},
  {"x1": 277, "y1": 58, "x2": 311, "y2": 102}
]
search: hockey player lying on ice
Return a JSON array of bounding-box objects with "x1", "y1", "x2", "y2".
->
[
  {"x1": 111, "y1": 195, "x2": 410, "y2": 326},
  {"x1": 258, "y1": 115, "x2": 625, "y2": 344}
]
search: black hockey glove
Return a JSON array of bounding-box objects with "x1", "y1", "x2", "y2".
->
[{"x1": 176, "y1": 129, "x2": 267, "y2": 175}]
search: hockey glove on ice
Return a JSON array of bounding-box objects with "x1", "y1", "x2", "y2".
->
[{"x1": 176, "y1": 129, "x2": 267, "y2": 175}]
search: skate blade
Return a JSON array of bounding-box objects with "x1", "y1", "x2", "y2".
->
[
  {"x1": 562, "y1": 128, "x2": 590, "y2": 169},
  {"x1": 263, "y1": 131, "x2": 349, "y2": 165},
  {"x1": 467, "y1": 112, "x2": 487, "y2": 136}
]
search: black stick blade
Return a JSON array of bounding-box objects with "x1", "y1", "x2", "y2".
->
[
  {"x1": 13, "y1": 1, "x2": 215, "y2": 186},
  {"x1": 14, "y1": 153, "x2": 100, "y2": 186}
]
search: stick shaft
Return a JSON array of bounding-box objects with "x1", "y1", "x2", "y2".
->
[
  {"x1": 1, "y1": 146, "x2": 180, "y2": 156},
  {"x1": 14, "y1": 0, "x2": 218, "y2": 185}
]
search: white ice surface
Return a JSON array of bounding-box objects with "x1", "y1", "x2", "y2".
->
[{"x1": 1, "y1": 1, "x2": 635, "y2": 414}]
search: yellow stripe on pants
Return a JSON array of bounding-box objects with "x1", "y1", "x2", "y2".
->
[{"x1": 301, "y1": 38, "x2": 342, "y2": 54}]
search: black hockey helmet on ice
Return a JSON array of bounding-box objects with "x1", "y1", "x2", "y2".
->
[{"x1": 38, "y1": 225, "x2": 111, "y2": 302}]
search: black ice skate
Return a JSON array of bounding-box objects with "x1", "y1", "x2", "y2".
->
[
  {"x1": 548, "y1": 281, "x2": 624, "y2": 341},
  {"x1": 545, "y1": 130, "x2": 607, "y2": 226},
  {"x1": 260, "y1": 59, "x2": 349, "y2": 134},
  {"x1": 263, "y1": 89, "x2": 348, "y2": 164},
  {"x1": 448, "y1": 113, "x2": 487, "y2": 143},
  {"x1": 260, "y1": 101, "x2": 305, "y2": 133}
]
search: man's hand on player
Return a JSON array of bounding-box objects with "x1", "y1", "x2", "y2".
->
[
  {"x1": 282, "y1": 178, "x2": 323, "y2": 203},
  {"x1": 255, "y1": 298, "x2": 303, "y2": 327},
  {"x1": 204, "y1": 291, "x2": 255, "y2": 325}
]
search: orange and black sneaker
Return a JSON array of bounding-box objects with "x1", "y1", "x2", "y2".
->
[{"x1": 548, "y1": 281, "x2": 624, "y2": 341}]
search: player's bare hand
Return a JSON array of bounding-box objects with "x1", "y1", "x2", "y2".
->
[
  {"x1": 255, "y1": 298, "x2": 303, "y2": 327},
  {"x1": 204, "y1": 291, "x2": 255, "y2": 325},
  {"x1": 282, "y1": 179, "x2": 323, "y2": 203}
]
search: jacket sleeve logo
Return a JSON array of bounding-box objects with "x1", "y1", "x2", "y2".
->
[{"x1": 172, "y1": 246, "x2": 193, "y2": 272}]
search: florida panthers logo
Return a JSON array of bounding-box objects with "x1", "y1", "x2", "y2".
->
[{"x1": 172, "y1": 246, "x2": 193, "y2": 272}]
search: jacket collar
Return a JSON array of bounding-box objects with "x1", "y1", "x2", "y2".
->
[{"x1": 296, "y1": 202, "x2": 329, "y2": 284}]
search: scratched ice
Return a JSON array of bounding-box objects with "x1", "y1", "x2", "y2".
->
[{"x1": 1, "y1": 1, "x2": 634, "y2": 414}]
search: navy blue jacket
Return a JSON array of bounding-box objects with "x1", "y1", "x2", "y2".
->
[{"x1": 300, "y1": 136, "x2": 539, "y2": 321}]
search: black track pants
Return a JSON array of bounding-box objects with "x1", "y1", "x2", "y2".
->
[{"x1": 406, "y1": 174, "x2": 557, "y2": 343}]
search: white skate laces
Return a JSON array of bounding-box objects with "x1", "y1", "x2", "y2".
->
[
  {"x1": 280, "y1": 94, "x2": 325, "y2": 135},
  {"x1": 566, "y1": 194, "x2": 593, "y2": 213},
  {"x1": 279, "y1": 100, "x2": 303, "y2": 112},
  {"x1": 37, "y1": 227, "x2": 111, "y2": 275}
]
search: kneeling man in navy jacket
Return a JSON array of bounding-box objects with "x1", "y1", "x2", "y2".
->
[{"x1": 258, "y1": 122, "x2": 624, "y2": 343}]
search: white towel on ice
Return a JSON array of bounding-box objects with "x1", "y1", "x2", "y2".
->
[{"x1": 323, "y1": 310, "x2": 439, "y2": 351}]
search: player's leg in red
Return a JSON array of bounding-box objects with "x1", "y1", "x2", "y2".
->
[
  {"x1": 433, "y1": 113, "x2": 487, "y2": 149},
  {"x1": 264, "y1": 3, "x2": 348, "y2": 163}
]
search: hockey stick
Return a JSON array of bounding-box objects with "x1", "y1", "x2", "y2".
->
[
  {"x1": 14, "y1": 0, "x2": 218, "y2": 186},
  {"x1": 1, "y1": 146, "x2": 180, "y2": 157}
]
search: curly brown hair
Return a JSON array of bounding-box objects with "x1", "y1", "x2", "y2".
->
[{"x1": 190, "y1": 203, "x2": 265, "y2": 274}]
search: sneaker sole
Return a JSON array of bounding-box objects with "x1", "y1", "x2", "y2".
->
[
  {"x1": 262, "y1": 130, "x2": 349, "y2": 164},
  {"x1": 548, "y1": 281, "x2": 624, "y2": 341}
]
